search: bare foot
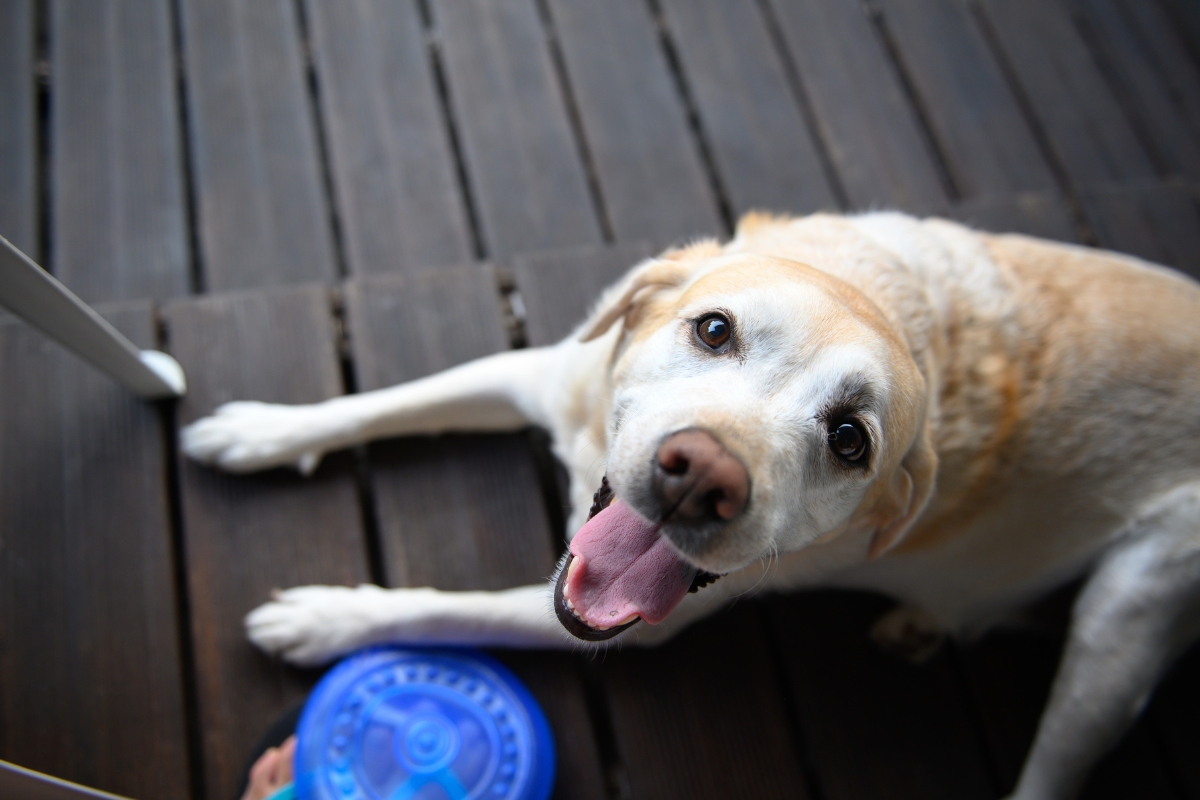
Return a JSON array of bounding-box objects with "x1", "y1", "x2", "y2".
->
[{"x1": 240, "y1": 735, "x2": 297, "y2": 800}]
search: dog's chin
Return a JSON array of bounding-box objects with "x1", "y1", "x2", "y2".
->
[{"x1": 553, "y1": 553, "x2": 640, "y2": 642}]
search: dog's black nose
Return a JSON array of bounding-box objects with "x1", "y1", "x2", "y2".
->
[{"x1": 653, "y1": 429, "x2": 749, "y2": 523}]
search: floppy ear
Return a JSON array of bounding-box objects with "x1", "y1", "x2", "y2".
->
[
  {"x1": 867, "y1": 423, "x2": 937, "y2": 559},
  {"x1": 578, "y1": 242, "x2": 716, "y2": 342}
]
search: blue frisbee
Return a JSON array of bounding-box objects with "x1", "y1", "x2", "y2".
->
[{"x1": 294, "y1": 647, "x2": 556, "y2": 800}]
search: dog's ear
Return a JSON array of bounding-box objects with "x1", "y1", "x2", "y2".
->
[
  {"x1": 578, "y1": 241, "x2": 718, "y2": 342},
  {"x1": 866, "y1": 423, "x2": 937, "y2": 559}
]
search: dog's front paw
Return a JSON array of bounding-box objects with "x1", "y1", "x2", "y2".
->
[
  {"x1": 181, "y1": 401, "x2": 337, "y2": 474},
  {"x1": 246, "y1": 584, "x2": 399, "y2": 666},
  {"x1": 869, "y1": 604, "x2": 946, "y2": 663}
]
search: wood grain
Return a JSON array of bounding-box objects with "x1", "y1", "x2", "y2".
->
[
  {"x1": 768, "y1": 591, "x2": 995, "y2": 800},
  {"x1": 1078, "y1": 183, "x2": 1200, "y2": 279},
  {"x1": 179, "y1": 0, "x2": 337, "y2": 290},
  {"x1": 0, "y1": 0, "x2": 35, "y2": 258},
  {"x1": 166, "y1": 287, "x2": 369, "y2": 800},
  {"x1": 512, "y1": 241, "x2": 654, "y2": 347},
  {"x1": 546, "y1": 0, "x2": 721, "y2": 245},
  {"x1": 0, "y1": 304, "x2": 189, "y2": 799},
  {"x1": 1070, "y1": 0, "x2": 1200, "y2": 182},
  {"x1": 344, "y1": 265, "x2": 607, "y2": 800},
  {"x1": 876, "y1": 0, "x2": 1058, "y2": 200},
  {"x1": 602, "y1": 604, "x2": 813, "y2": 800},
  {"x1": 303, "y1": 0, "x2": 473, "y2": 275},
  {"x1": 949, "y1": 193, "x2": 1080, "y2": 243},
  {"x1": 52, "y1": 0, "x2": 190, "y2": 302},
  {"x1": 764, "y1": 0, "x2": 948, "y2": 211},
  {"x1": 979, "y1": 0, "x2": 1157, "y2": 188},
  {"x1": 432, "y1": 0, "x2": 602, "y2": 258},
  {"x1": 658, "y1": 0, "x2": 839, "y2": 216}
]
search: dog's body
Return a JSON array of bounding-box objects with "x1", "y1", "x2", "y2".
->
[{"x1": 184, "y1": 212, "x2": 1200, "y2": 800}]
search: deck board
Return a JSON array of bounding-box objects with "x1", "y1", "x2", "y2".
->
[
  {"x1": 764, "y1": 0, "x2": 949, "y2": 210},
  {"x1": 656, "y1": 0, "x2": 839, "y2": 216},
  {"x1": 2, "y1": 1, "x2": 1200, "y2": 796},
  {"x1": 603, "y1": 605, "x2": 814, "y2": 800},
  {"x1": 949, "y1": 193, "x2": 1080, "y2": 242},
  {"x1": 345, "y1": 267, "x2": 556, "y2": 592},
  {"x1": 1070, "y1": 0, "x2": 1200, "y2": 182},
  {"x1": 0, "y1": 0, "x2": 35, "y2": 258},
  {"x1": 433, "y1": 0, "x2": 602, "y2": 258},
  {"x1": 546, "y1": 0, "x2": 722, "y2": 244},
  {"x1": 179, "y1": 0, "x2": 338, "y2": 291},
  {"x1": 302, "y1": 0, "x2": 473, "y2": 275},
  {"x1": 1078, "y1": 183, "x2": 1200, "y2": 279},
  {"x1": 166, "y1": 287, "x2": 370, "y2": 800},
  {"x1": 768, "y1": 592, "x2": 996, "y2": 800},
  {"x1": 513, "y1": 242, "x2": 654, "y2": 348},
  {"x1": 51, "y1": 0, "x2": 190, "y2": 302},
  {"x1": 344, "y1": 266, "x2": 608, "y2": 800},
  {"x1": 0, "y1": 305, "x2": 189, "y2": 800},
  {"x1": 978, "y1": 0, "x2": 1158, "y2": 188},
  {"x1": 876, "y1": 0, "x2": 1059, "y2": 201}
]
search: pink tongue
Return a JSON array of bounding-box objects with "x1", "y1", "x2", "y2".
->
[{"x1": 566, "y1": 499, "x2": 697, "y2": 627}]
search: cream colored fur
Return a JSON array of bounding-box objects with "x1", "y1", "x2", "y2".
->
[{"x1": 183, "y1": 212, "x2": 1200, "y2": 800}]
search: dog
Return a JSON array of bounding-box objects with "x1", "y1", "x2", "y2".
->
[{"x1": 183, "y1": 211, "x2": 1200, "y2": 800}]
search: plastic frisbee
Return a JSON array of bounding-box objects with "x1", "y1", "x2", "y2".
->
[{"x1": 293, "y1": 647, "x2": 555, "y2": 800}]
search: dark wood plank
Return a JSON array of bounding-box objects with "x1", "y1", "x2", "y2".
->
[
  {"x1": 876, "y1": 0, "x2": 1059, "y2": 200},
  {"x1": 345, "y1": 266, "x2": 607, "y2": 800},
  {"x1": 949, "y1": 192, "x2": 1080, "y2": 243},
  {"x1": 166, "y1": 287, "x2": 369, "y2": 800},
  {"x1": 347, "y1": 266, "x2": 553, "y2": 590},
  {"x1": 1150, "y1": 641, "x2": 1200, "y2": 798},
  {"x1": 764, "y1": 0, "x2": 949, "y2": 211},
  {"x1": 958, "y1": 629, "x2": 1180, "y2": 800},
  {"x1": 179, "y1": 0, "x2": 338, "y2": 291},
  {"x1": 545, "y1": 0, "x2": 721, "y2": 245},
  {"x1": 500, "y1": 652, "x2": 610, "y2": 800},
  {"x1": 979, "y1": 0, "x2": 1158, "y2": 188},
  {"x1": 513, "y1": 241, "x2": 654, "y2": 347},
  {"x1": 1071, "y1": 0, "x2": 1200, "y2": 182},
  {"x1": 602, "y1": 604, "x2": 812, "y2": 800},
  {"x1": 0, "y1": 0, "x2": 36, "y2": 258},
  {"x1": 1158, "y1": 0, "x2": 1200, "y2": 60},
  {"x1": 303, "y1": 0, "x2": 473, "y2": 275},
  {"x1": 657, "y1": 0, "x2": 839, "y2": 216},
  {"x1": 51, "y1": 0, "x2": 190, "y2": 302},
  {"x1": 1078, "y1": 183, "x2": 1200, "y2": 279},
  {"x1": 768, "y1": 591, "x2": 995, "y2": 800},
  {"x1": 0, "y1": 304, "x2": 189, "y2": 799},
  {"x1": 433, "y1": 0, "x2": 602, "y2": 258}
]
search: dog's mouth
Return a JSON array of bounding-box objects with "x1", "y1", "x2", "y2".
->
[{"x1": 554, "y1": 478, "x2": 721, "y2": 642}]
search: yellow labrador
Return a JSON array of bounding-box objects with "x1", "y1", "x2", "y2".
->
[{"x1": 184, "y1": 212, "x2": 1200, "y2": 800}]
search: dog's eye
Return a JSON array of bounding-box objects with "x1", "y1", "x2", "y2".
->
[
  {"x1": 828, "y1": 421, "x2": 868, "y2": 462},
  {"x1": 696, "y1": 314, "x2": 731, "y2": 349}
]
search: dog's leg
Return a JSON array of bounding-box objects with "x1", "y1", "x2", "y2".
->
[
  {"x1": 247, "y1": 557, "x2": 783, "y2": 664},
  {"x1": 246, "y1": 583, "x2": 571, "y2": 666},
  {"x1": 182, "y1": 346, "x2": 562, "y2": 474},
  {"x1": 1007, "y1": 486, "x2": 1200, "y2": 800}
]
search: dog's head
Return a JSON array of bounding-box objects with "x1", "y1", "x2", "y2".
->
[{"x1": 555, "y1": 237, "x2": 937, "y2": 640}]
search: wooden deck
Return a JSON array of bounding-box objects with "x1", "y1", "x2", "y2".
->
[{"x1": 2, "y1": 1, "x2": 1200, "y2": 798}]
